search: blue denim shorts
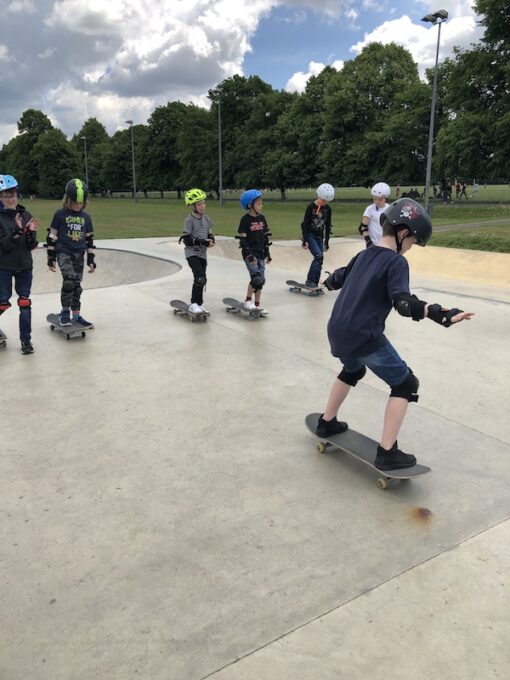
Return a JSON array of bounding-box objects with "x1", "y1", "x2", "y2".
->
[
  {"x1": 340, "y1": 338, "x2": 409, "y2": 387},
  {"x1": 244, "y1": 256, "x2": 265, "y2": 281}
]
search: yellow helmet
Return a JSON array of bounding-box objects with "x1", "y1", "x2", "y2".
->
[{"x1": 184, "y1": 188, "x2": 207, "y2": 206}]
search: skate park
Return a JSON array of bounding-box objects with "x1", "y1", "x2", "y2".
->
[{"x1": 2, "y1": 236, "x2": 509, "y2": 680}]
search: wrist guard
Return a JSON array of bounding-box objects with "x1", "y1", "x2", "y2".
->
[
  {"x1": 87, "y1": 252, "x2": 96, "y2": 269},
  {"x1": 394, "y1": 293, "x2": 427, "y2": 321},
  {"x1": 427, "y1": 304, "x2": 463, "y2": 327},
  {"x1": 364, "y1": 235, "x2": 373, "y2": 248}
]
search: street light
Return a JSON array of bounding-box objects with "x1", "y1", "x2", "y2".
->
[
  {"x1": 217, "y1": 97, "x2": 223, "y2": 208},
  {"x1": 80, "y1": 136, "x2": 89, "y2": 188},
  {"x1": 125, "y1": 120, "x2": 137, "y2": 203},
  {"x1": 421, "y1": 9, "x2": 449, "y2": 214}
]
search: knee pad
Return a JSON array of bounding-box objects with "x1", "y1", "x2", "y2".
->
[
  {"x1": 194, "y1": 275, "x2": 207, "y2": 288},
  {"x1": 338, "y1": 366, "x2": 366, "y2": 387},
  {"x1": 62, "y1": 278, "x2": 75, "y2": 292},
  {"x1": 250, "y1": 273, "x2": 264, "y2": 292},
  {"x1": 74, "y1": 284, "x2": 83, "y2": 298},
  {"x1": 390, "y1": 370, "x2": 419, "y2": 402},
  {"x1": 0, "y1": 301, "x2": 11, "y2": 315},
  {"x1": 17, "y1": 297, "x2": 31, "y2": 308},
  {"x1": 313, "y1": 253, "x2": 324, "y2": 265}
]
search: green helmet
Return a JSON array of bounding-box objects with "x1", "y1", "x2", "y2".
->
[
  {"x1": 65, "y1": 178, "x2": 88, "y2": 203},
  {"x1": 185, "y1": 188, "x2": 207, "y2": 206}
]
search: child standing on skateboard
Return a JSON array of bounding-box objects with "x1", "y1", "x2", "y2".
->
[
  {"x1": 0, "y1": 174, "x2": 39, "y2": 354},
  {"x1": 358, "y1": 182, "x2": 391, "y2": 248},
  {"x1": 238, "y1": 189, "x2": 272, "y2": 311},
  {"x1": 317, "y1": 198, "x2": 474, "y2": 470},
  {"x1": 301, "y1": 183, "x2": 334, "y2": 288},
  {"x1": 46, "y1": 179, "x2": 96, "y2": 327},
  {"x1": 180, "y1": 188, "x2": 215, "y2": 313}
]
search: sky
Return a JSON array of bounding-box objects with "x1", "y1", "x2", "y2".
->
[{"x1": 0, "y1": 0, "x2": 483, "y2": 147}]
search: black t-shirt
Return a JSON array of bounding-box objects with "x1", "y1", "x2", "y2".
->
[
  {"x1": 327, "y1": 247, "x2": 410, "y2": 358},
  {"x1": 50, "y1": 208, "x2": 93, "y2": 253},
  {"x1": 301, "y1": 201, "x2": 332, "y2": 241},
  {"x1": 237, "y1": 213, "x2": 269, "y2": 259}
]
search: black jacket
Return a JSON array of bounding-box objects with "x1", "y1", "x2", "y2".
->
[{"x1": 0, "y1": 203, "x2": 38, "y2": 271}]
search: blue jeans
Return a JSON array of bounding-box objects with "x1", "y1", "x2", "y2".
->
[
  {"x1": 340, "y1": 338, "x2": 409, "y2": 387},
  {"x1": 305, "y1": 234, "x2": 323, "y2": 286},
  {"x1": 0, "y1": 268, "x2": 33, "y2": 341},
  {"x1": 244, "y1": 256, "x2": 265, "y2": 286}
]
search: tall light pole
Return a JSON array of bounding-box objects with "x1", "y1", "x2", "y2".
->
[
  {"x1": 80, "y1": 136, "x2": 89, "y2": 188},
  {"x1": 125, "y1": 120, "x2": 137, "y2": 203},
  {"x1": 421, "y1": 9, "x2": 448, "y2": 214},
  {"x1": 217, "y1": 96, "x2": 223, "y2": 208}
]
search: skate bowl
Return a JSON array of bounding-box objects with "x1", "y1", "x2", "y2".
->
[{"x1": 30, "y1": 246, "x2": 180, "y2": 294}]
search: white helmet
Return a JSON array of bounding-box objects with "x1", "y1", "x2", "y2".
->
[
  {"x1": 371, "y1": 182, "x2": 390, "y2": 198},
  {"x1": 316, "y1": 183, "x2": 335, "y2": 201}
]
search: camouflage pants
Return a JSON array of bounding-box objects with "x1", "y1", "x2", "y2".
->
[{"x1": 57, "y1": 252, "x2": 84, "y2": 311}]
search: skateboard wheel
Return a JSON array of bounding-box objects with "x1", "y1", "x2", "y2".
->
[
  {"x1": 50, "y1": 325, "x2": 55, "y2": 331},
  {"x1": 316, "y1": 442, "x2": 327, "y2": 454},
  {"x1": 66, "y1": 334, "x2": 70, "y2": 341},
  {"x1": 173, "y1": 309, "x2": 178, "y2": 314},
  {"x1": 81, "y1": 332, "x2": 86, "y2": 338},
  {"x1": 377, "y1": 477, "x2": 389, "y2": 490}
]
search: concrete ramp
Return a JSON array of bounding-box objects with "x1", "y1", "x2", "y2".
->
[{"x1": 30, "y1": 247, "x2": 180, "y2": 294}]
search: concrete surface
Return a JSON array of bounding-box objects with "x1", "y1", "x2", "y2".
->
[{"x1": 1, "y1": 237, "x2": 509, "y2": 680}]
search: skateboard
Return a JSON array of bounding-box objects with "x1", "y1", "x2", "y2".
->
[
  {"x1": 305, "y1": 413, "x2": 431, "y2": 490},
  {"x1": 170, "y1": 299, "x2": 209, "y2": 322},
  {"x1": 287, "y1": 280, "x2": 324, "y2": 296},
  {"x1": 0, "y1": 328, "x2": 6, "y2": 348},
  {"x1": 223, "y1": 297, "x2": 268, "y2": 319},
  {"x1": 47, "y1": 313, "x2": 93, "y2": 340}
]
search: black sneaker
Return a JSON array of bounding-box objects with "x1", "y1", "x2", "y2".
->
[
  {"x1": 21, "y1": 340, "x2": 34, "y2": 355},
  {"x1": 375, "y1": 443, "x2": 416, "y2": 470},
  {"x1": 316, "y1": 414, "x2": 348, "y2": 437},
  {"x1": 74, "y1": 315, "x2": 93, "y2": 327}
]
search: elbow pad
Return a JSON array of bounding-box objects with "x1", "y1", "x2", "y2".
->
[
  {"x1": 86, "y1": 233, "x2": 95, "y2": 249},
  {"x1": 358, "y1": 222, "x2": 368, "y2": 236},
  {"x1": 46, "y1": 229, "x2": 57, "y2": 248},
  {"x1": 180, "y1": 233, "x2": 194, "y2": 247},
  {"x1": 393, "y1": 293, "x2": 426, "y2": 321}
]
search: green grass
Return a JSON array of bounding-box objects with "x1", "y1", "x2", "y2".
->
[{"x1": 23, "y1": 197, "x2": 510, "y2": 252}]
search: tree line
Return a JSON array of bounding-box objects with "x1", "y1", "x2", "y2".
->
[{"x1": 0, "y1": 0, "x2": 507, "y2": 199}]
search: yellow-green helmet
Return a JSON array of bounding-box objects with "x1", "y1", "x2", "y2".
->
[{"x1": 184, "y1": 188, "x2": 207, "y2": 206}]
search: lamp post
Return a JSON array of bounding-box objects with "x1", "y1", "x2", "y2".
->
[
  {"x1": 217, "y1": 97, "x2": 223, "y2": 208},
  {"x1": 80, "y1": 136, "x2": 89, "y2": 188},
  {"x1": 421, "y1": 9, "x2": 448, "y2": 214},
  {"x1": 125, "y1": 120, "x2": 137, "y2": 203}
]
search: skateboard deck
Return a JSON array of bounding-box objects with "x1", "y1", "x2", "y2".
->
[
  {"x1": 287, "y1": 280, "x2": 324, "y2": 295},
  {"x1": 223, "y1": 297, "x2": 267, "y2": 319},
  {"x1": 170, "y1": 299, "x2": 209, "y2": 322},
  {"x1": 305, "y1": 413, "x2": 431, "y2": 490},
  {"x1": 0, "y1": 328, "x2": 6, "y2": 348},
  {"x1": 47, "y1": 313, "x2": 93, "y2": 340}
]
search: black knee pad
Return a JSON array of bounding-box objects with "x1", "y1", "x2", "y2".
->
[
  {"x1": 74, "y1": 284, "x2": 83, "y2": 298},
  {"x1": 194, "y1": 275, "x2": 207, "y2": 288},
  {"x1": 390, "y1": 370, "x2": 419, "y2": 402},
  {"x1": 338, "y1": 366, "x2": 366, "y2": 387},
  {"x1": 251, "y1": 273, "x2": 264, "y2": 292},
  {"x1": 0, "y1": 300, "x2": 11, "y2": 315},
  {"x1": 313, "y1": 253, "x2": 324, "y2": 265},
  {"x1": 17, "y1": 296, "x2": 31, "y2": 308},
  {"x1": 62, "y1": 278, "x2": 75, "y2": 292}
]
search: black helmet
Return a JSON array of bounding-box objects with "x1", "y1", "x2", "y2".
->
[
  {"x1": 65, "y1": 178, "x2": 89, "y2": 203},
  {"x1": 380, "y1": 198, "x2": 432, "y2": 246}
]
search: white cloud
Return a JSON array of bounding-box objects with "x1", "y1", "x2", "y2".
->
[
  {"x1": 286, "y1": 59, "x2": 344, "y2": 93},
  {"x1": 5, "y1": 0, "x2": 36, "y2": 13},
  {"x1": 350, "y1": 12, "x2": 481, "y2": 77}
]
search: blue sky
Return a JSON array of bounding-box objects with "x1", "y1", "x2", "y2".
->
[{"x1": 0, "y1": 0, "x2": 481, "y2": 145}]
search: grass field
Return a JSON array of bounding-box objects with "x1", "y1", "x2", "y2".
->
[{"x1": 24, "y1": 196, "x2": 510, "y2": 252}]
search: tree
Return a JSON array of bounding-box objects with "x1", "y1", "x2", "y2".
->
[
  {"x1": 142, "y1": 102, "x2": 188, "y2": 194},
  {"x1": 73, "y1": 118, "x2": 110, "y2": 192},
  {"x1": 32, "y1": 129, "x2": 80, "y2": 198}
]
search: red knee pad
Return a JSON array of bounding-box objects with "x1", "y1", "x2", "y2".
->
[
  {"x1": 17, "y1": 297, "x2": 31, "y2": 308},
  {"x1": 0, "y1": 301, "x2": 11, "y2": 313}
]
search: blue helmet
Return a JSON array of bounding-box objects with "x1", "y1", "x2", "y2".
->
[
  {"x1": 0, "y1": 174, "x2": 18, "y2": 192},
  {"x1": 240, "y1": 189, "x2": 262, "y2": 210}
]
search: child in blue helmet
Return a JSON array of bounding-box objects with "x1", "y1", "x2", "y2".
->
[
  {"x1": 0, "y1": 174, "x2": 39, "y2": 354},
  {"x1": 238, "y1": 189, "x2": 272, "y2": 311},
  {"x1": 318, "y1": 198, "x2": 473, "y2": 470},
  {"x1": 46, "y1": 179, "x2": 96, "y2": 327}
]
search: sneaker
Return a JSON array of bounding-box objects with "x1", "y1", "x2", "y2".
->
[
  {"x1": 316, "y1": 414, "x2": 348, "y2": 437},
  {"x1": 256, "y1": 305, "x2": 269, "y2": 315},
  {"x1": 305, "y1": 281, "x2": 318, "y2": 289},
  {"x1": 244, "y1": 300, "x2": 257, "y2": 310},
  {"x1": 188, "y1": 303, "x2": 203, "y2": 314},
  {"x1": 21, "y1": 340, "x2": 34, "y2": 355},
  {"x1": 199, "y1": 304, "x2": 210, "y2": 314},
  {"x1": 59, "y1": 310, "x2": 72, "y2": 326},
  {"x1": 374, "y1": 443, "x2": 416, "y2": 470},
  {"x1": 74, "y1": 315, "x2": 93, "y2": 327}
]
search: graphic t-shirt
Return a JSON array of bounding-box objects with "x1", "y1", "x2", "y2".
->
[
  {"x1": 50, "y1": 208, "x2": 93, "y2": 253},
  {"x1": 237, "y1": 213, "x2": 269, "y2": 259}
]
